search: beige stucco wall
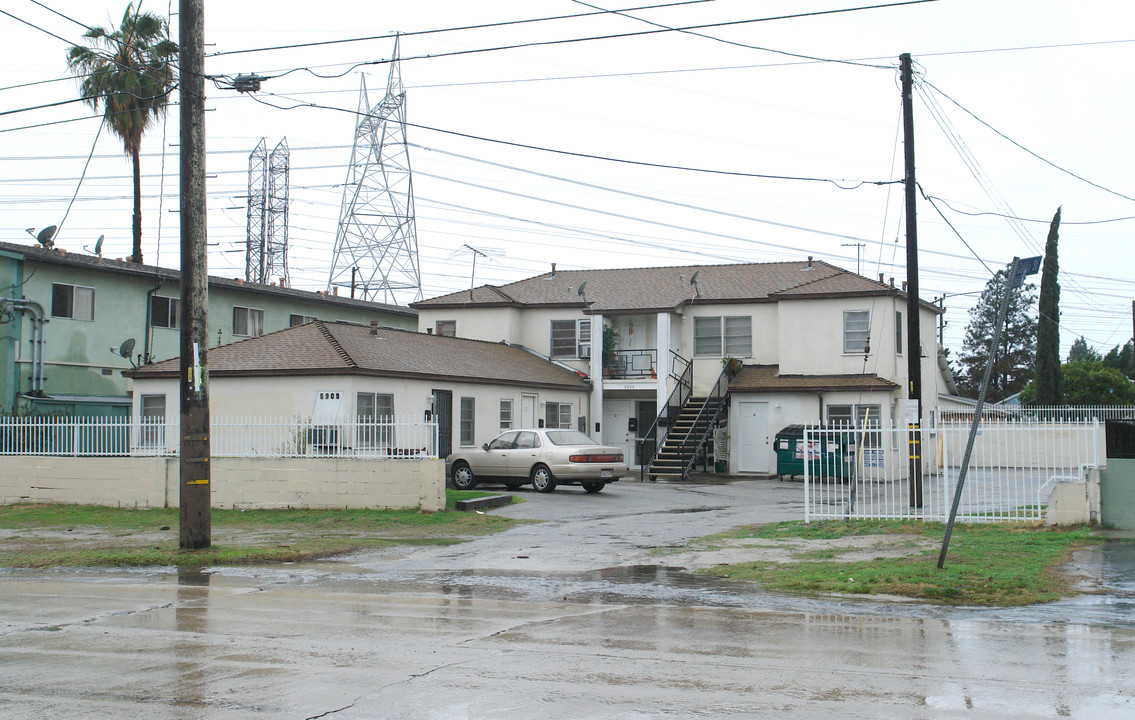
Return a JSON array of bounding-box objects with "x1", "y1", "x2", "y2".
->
[
  {"x1": 1, "y1": 456, "x2": 445, "y2": 511},
  {"x1": 131, "y1": 374, "x2": 592, "y2": 453},
  {"x1": 417, "y1": 306, "x2": 522, "y2": 344}
]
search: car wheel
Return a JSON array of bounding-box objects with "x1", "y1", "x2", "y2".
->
[
  {"x1": 530, "y1": 464, "x2": 557, "y2": 493},
  {"x1": 582, "y1": 482, "x2": 605, "y2": 494},
  {"x1": 451, "y1": 461, "x2": 477, "y2": 490}
]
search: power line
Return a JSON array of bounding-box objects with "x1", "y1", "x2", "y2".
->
[
  {"x1": 924, "y1": 195, "x2": 1135, "y2": 225},
  {"x1": 207, "y1": 0, "x2": 717, "y2": 57},
  {"x1": 213, "y1": 1, "x2": 935, "y2": 85},
  {"x1": 922, "y1": 79, "x2": 1135, "y2": 204}
]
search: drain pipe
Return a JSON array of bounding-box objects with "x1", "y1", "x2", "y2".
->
[
  {"x1": 143, "y1": 276, "x2": 165, "y2": 364},
  {"x1": 1, "y1": 297, "x2": 48, "y2": 395}
]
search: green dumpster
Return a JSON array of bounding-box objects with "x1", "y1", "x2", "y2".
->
[{"x1": 774, "y1": 425, "x2": 856, "y2": 481}]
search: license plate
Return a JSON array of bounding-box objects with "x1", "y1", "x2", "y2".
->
[{"x1": 600, "y1": 469, "x2": 612, "y2": 478}]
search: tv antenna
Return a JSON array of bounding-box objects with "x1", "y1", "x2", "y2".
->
[
  {"x1": 26, "y1": 226, "x2": 57, "y2": 250},
  {"x1": 449, "y1": 244, "x2": 502, "y2": 299}
]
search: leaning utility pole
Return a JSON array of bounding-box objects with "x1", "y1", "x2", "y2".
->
[
  {"x1": 900, "y1": 52, "x2": 924, "y2": 508},
  {"x1": 179, "y1": 0, "x2": 211, "y2": 549}
]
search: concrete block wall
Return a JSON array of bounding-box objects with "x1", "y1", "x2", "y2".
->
[{"x1": 0, "y1": 457, "x2": 445, "y2": 512}]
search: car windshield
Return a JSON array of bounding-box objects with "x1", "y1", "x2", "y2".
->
[{"x1": 545, "y1": 430, "x2": 597, "y2": 446}]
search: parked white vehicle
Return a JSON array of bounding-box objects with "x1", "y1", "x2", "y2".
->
[{"x1": 447, "y1": 429, "x2": 628, "y2": 493}]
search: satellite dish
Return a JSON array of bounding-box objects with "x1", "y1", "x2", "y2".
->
[
  {"x1": 95, "y1": 235, "x2": 104, "y2": 254},
  {"x1": 117, "y1": 338, "x2": 136, "y2": 359},
  {"x1": 36, "y1": 226, "x2": 57, "y2": 248},
  {"x1": 576, "y1": 282, "x2": 587, "y2": 297},
  {"x1": 688, "y1": 270, "x2": 701, "y2": 297}
]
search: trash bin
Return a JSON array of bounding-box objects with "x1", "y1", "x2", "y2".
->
[{"x1": 774, "y1": 425, "x2": 856, "y2": 481}]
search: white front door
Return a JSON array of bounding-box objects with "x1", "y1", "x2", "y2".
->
[
  {"x1": 521, "y1": 394, "x2": 537, "y2": 429},
  {"x1": 737, "y1": 401, "x2": 770, "y2": 473},
  {"x1": 603, "y1": 400, "x2": 633, "y2": 466}
]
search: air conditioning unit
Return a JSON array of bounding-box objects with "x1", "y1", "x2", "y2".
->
[{"x1": 579, "y1": 345, "x2": 591, "y2": 358}]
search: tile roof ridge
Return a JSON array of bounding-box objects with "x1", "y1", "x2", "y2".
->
[{"x1": 316, "y1": 321, "x2": 358, "y2": 368}]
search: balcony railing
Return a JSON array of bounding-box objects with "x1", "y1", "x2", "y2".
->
[{"x1": 602, "y1": 348, "x2": 657, "y2": 379}]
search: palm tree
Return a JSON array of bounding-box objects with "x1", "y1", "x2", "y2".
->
[{"x1": 66, "y1": 3, "x2": 177, "y2": 264}]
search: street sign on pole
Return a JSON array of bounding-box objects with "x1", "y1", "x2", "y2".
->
[{"x1": 1012, "y1": 256, "x2": 1042, "y2": 288}]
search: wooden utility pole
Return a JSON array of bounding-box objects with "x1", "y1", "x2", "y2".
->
[
  {"x1": 900, "y1": 52, "x2": 924, "y2": 508},
  {"x1": 179, "y1": 0, "x2": 211, "y2": 549}
]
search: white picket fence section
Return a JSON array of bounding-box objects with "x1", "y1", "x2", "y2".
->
[
  {"x1": 803, "y1": 420, "x2": 1101, "y2": 523},
  {"x1": 0, "y1": 415, "x2": 439, "y2": 459}
]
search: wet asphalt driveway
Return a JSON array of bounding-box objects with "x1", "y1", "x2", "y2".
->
[{"x1": 2, "y1": 478, "x2": 1134, "y2": 719}]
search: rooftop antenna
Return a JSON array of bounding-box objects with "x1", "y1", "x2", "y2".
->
[
  {"x1": 84, "y1": 235, "x2": 105, "y2": 257},
  {"x1": 449, "y1": 244, "x2": 502, "y2": 300},
  {"x1": 109, "y1": 337, "x2": 137, "y2": 368},
  {"x1": 26, "y1": 226, "x2": 57, "y2": 250},
  {"x1": 688, "y1": 270, "x2": 700, "y2": 298}
]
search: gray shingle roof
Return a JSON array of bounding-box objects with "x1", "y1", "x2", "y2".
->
[
  {"x1": 412, "y1": 259, "x2": 905, "y2": 313},
  {"x1": 129, "y1": 321, "x2": 590, "y2": 390},
  {"x1": 730, "y1": 364, "x2": 899, "y2": 393},
  {"x1": 0, "y1": 240, "x2": 415, "y2": 317}
]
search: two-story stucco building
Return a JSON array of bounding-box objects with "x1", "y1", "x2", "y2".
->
[
  {"x1": 412, "y1": 259, "x2": 946, "y2": 477},
  {"x1": 0, "y1": 240, "x2": 416, "y2": 416}
]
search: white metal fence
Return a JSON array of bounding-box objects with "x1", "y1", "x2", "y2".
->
[
  {"x1": 938, "y1": 405, "x2": 1135, "y2": 423},
  {"x1": 0, "y1": 415, "x2": 440, "y2": 459},
  {"x1": 803, "y1": 420, "x2": 1100, "y2": 522}
]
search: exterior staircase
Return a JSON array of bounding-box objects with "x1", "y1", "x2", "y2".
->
[{"x1": 644, "y1": 394, "x2": 728, "y2": 481}]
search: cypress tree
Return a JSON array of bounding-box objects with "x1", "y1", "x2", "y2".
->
[{"x1": 1034, "y1": 207, "x2": 1063, "y2": 404}]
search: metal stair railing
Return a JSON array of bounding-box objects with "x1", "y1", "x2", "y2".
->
[
  {"x1": 669, "y1": 364, "x2": 732, "y2": 480},
  {"x1": 637, "y1": 351, "x2": 692, "y2": 481}
]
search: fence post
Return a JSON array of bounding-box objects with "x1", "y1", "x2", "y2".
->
[{"x1": 803, "y1": 426, "x2": 811, "y2": 523}]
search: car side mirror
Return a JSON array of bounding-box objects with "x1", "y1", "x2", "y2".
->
[{"x1": 482, "y1": 442, "x2": 489, "y2": 451}]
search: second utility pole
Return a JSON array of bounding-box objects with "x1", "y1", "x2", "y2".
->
[{"x1": 901, "y1": 52, "x2": 924, "y2": 508}]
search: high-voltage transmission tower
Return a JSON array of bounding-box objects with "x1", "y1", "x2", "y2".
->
[
  {"x1": 328, "y1": 36, "x2": 421, "y2": 303},
  {"x1": 245, "y1": 138, "x2": 290, "y2": 285}
]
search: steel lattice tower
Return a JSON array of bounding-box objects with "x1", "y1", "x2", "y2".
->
[
  {"x1": 245, "y1": 138, "x2": 290, "y2": 285},
  {"x1": 328, "y1": 37, "x2": 421, "y2": 303}
]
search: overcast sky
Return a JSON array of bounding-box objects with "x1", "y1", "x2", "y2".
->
[{"x1": 2, "y1": 0, "x2": 1133, "y2": 358}]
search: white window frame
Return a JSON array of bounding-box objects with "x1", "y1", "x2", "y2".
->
[
  {"x1": 435, "y1": 320, "x2": 456, "y2": 337},
  {"x1": 843, "y1": 310, "x2": 870, "y2": 354},
  {"x1": 357, "y1": 392, "x2": 394, "y2": 448},
  {"x1": 895, "y1": 310, "x2": 903, "y2": 356},
  {"x1": 151, "y1": 295, "x2": 179, "y2": 329},
  {"x1": 695, "y1": 315, "x2": 752, "y2": 357},
  {"x1": 827, "y1": 404, "x2": 883, "y2": 447},
  {"x1": 551, "y1": 319, "x2": 590, "y2": 359},
  {"x1": 233, "y1": 306, "x2": 265, "y2": 337},
  {"x1": 290, "y1": 313, "x2": 317, "y2": 327},
  {"x1": 139, "y1": 394, "x2": 166, "y2": 448},
  {"x1": 459, "y1": 397, "x2": 475, "y2": 446},
  {"x1": 51, "y1": 282, "x2": 95, "y2": 321},
  {"x1": 500, "y1": 399, "x2": 513, "y2": 430},
  {"x1": 545, "y1": 402, "x2": 571, "y2": 430}
]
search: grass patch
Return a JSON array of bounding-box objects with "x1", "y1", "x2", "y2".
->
[
  {"x1": 0, "y1": 491, "x2": 518, "y2": 569},
  {"x1": 695, "y1": 520, "x2": 1102, "y2": 606}
]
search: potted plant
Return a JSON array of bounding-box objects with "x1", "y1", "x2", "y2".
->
[{"x1": 602, "y1": 324, "x2": 620, "y2": 376}]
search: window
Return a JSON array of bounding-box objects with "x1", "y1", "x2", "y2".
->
[
  {"x1": 51, "y1": 283, "x2": 94, "y2": 321},
  {"x1": 695, "y1": 316, "x2": 752, "y2": 357},
  {"x1": 139, "y1": 394, "x2": 166, "y2": 448},
  {"x1": 233, "y1": 306, "x2": 264, "y2": 337},
  {"x1": 500, "y1": 399, "x2": 513, "y2": 430},
  {"x1": 550, "y1": 319, "x2": 590, "y2": 358},
  {"x1": 151, "y1": 295, "x2": 179, "y2": 329},
  {"x1": 843, "y1": 310, "x2": 870, "y2": 354},
  {"x1": 724, "y1": 316, "x2": 753, "y2": 356},
  {"x1": 488, "y1": 431, "x2": 518, "y2": 450},
  {"x1": 290, "y1": 313, "x2": 316, "y2": 327},
  {"x1": 545, "y1": 402, "x2": 571, "y2": 429},
  {"x1": 435, "y1": 320, "x2": 456, "y2": 337},
  {"x1": 515, "y1": 431, "x2": 539, "y2": 449},
  {"x1": 827, "y1": 404, "x2": 882, "y2": 447},
  {"x1": 895, "y1": 311, "x2": 903, "y2": 355},
  {"x1": 460, "y1": 397, "x2": 475, "y2": 445},
  {"x1": 357, "y1": 392, "x2": 394, "y2": 447}
]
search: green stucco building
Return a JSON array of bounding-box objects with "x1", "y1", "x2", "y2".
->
[{"x1": 0, "y1": 240, "x2": 416, "y2": 416}]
